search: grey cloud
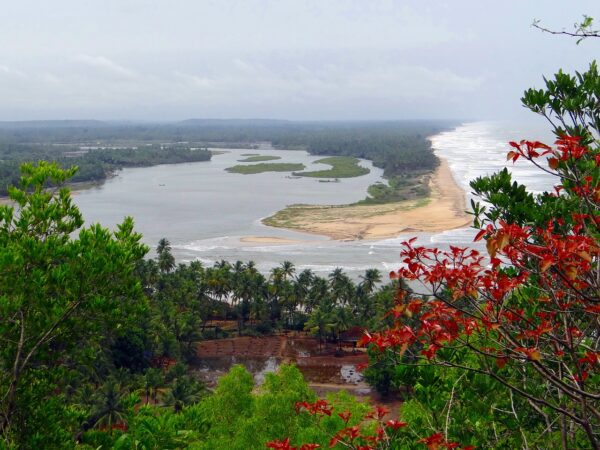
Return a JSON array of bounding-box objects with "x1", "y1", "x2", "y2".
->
[
  {"x1": 74, "y1": 55, "x2": 137, "y2": 79},
  {"x1": 0, "y1": 0, "x2": 597, "y2": 120}
]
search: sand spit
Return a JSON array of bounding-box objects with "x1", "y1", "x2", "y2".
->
[{"x1": 262, "y1": 158, "x2": 471, "y2": 241}]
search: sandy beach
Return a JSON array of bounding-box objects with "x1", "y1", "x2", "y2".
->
[{"x1": 262, "y1": 158, "x2": 471, "y2": 241}]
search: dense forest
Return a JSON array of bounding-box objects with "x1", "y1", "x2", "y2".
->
[
  {"x1": 0, "y1": 166, "x2": 403, "y2": 448},
  {"x1": 0, "y1": 120, "x2": 450, "y2": 200}
]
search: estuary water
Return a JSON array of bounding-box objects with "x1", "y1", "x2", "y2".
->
[{"x1": 74, "y1": 121, "x2": 558, "y2": 278}]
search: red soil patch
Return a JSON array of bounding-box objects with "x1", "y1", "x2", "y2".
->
[
  {"x1": 194, "y1": 334, "x2": 402, "y2": 414},
  {"x1": 197, "y1": 335, "x2": 285, "y2": 358},
  {"x1": 196, "y1": 334, "x2": 368, "y2": 385}
]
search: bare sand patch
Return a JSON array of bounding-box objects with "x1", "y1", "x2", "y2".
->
[{"x1": 263, "y1": 158, "x2": 471, "y2": 240}]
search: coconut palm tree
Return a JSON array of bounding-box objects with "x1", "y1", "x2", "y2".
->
[
  {"x1": 307, "y1": 276, "x2": 330, "y2": 313},
  {"x1": 329, "y1": 268, "x2": 354, "y2": 306},
  {"x1": 354, "y1": 268, "x2": 382, "y2": 316},
  {"x1": 245, "y1": 260, "x2": 257, "y2": 273},
  {"x1": 279, "y1": 260, "x2": 296, "y2": 281},
  {"x1": 156, "y1": 238, "x2": 176, "y2": 273},
  {"x1": 304, "y1": 308, "x2": 334, "y2": 352},
  {"x1": 143, "y1": 368, "x2": 164, "y2": 405},
  {"x1": 87, "y1": 378, "x2": 130, "y2": 435},
  {"x1": 295, "y1": 269, "x2": 314, "y2": 313},
  {"x1": 359, "y1": 268, "x2": 381, "y2": 295},
  {"x1": 331, "y1": 306, "x2": 354, "y2": 351},
  {"x1": 162, "y1": 376, "x2": 205, "y2": 413}
]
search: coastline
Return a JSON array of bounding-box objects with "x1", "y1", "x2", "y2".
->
[
  {"x1": 261, "y1": 158, "x2": 471, "y2": 241},
  {"x1": 0, "y1": 179, "x2": 107, "y2": 205}
]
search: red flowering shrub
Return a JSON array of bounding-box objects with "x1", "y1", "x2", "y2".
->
[{"x1": 271, "y1": 62, "x2": 600, "y2": 449}]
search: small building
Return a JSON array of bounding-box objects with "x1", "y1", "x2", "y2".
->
[{"x1": 339, "y1": 326, "x2": 365, "y2": 352}]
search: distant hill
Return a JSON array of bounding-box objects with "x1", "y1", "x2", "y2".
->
[
  {"x1": 0, "y1": 120, "x2": 109, "y2": 129},
  {"x1": 176, "y1": 118, "x2": 291, "y2": 127}
]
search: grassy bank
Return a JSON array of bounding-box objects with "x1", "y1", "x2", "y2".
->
[
  {"x1": 358, "y1": 171, "x2": 432, "y2": 204},
  {"x1": 293, "y1": 156, "x2": 369, "y2": 178},
  {"x1": 226, "y1": 162, "x2": 305, "y2": 174},
  {"x1": 237, "y1": 155, "x2": 282, "y2": 162}
]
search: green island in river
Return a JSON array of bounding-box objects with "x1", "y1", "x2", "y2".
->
[
  {"x1": 292, "y1": 156, "x2": 369, "y2": 178},
  {"x1": 237, "y1": 155, "x2": 282, "y2": 162},
  {"x1": 225, "y1": 162, "x2": 305, "y2": 174}
]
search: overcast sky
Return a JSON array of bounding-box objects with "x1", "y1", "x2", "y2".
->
[{"x1": 0, "y1": 0, "x2": 598, "y2": 121}]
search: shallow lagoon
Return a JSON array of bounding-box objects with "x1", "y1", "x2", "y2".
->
[{"x1": 74, "y1": 122, "x2": 557, "y2": 279}]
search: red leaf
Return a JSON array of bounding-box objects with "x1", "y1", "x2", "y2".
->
[
  {"x1": 496, "y1": 357, "x2": 508, "y2": 369},
  {"x1": 473, "y1": 229, "x2": 487, "y2": 242},
  {"x1": 267, "y1": 438, "x2": 294, "y2": 450},
  {"x1": 338, "y1": 410, "x2": 352, "y2": 423},
  {"x1": 385, "y1": 419, "x2": 408, "y2": 430}
]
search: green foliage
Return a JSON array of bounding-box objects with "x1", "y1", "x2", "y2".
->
[
  {"x1": 360, "y1": 172, "x2": 431, "y2": 204},
  {"x1": 365, "y1": 62, "x2": 600, "y2": 448},
  {"x1": 0, "y1": 162, "x2": 148, "y2": 446},
  {"x1": 73, "y1": 364, "x2": 378, "y2": 450},
  {"x1": 237, "y1": 155, "x2": 282, "y2": 162},
  {"x1": 533, "y1": 15, "x2": 599, "y2": 44},
  {"x1": 113, "y1": 405, "x2": 199, "y2": 449},
  {"x1": 225, "y1": 162, "x2": 306, "y2": 174},
  {"x1": 522, "y1": 60, "x2": 599, "y2": 139},
  {"x1": 0, "y1": 144, "x2": 211, "y2": 195},
  {"x1": 271, "y1": 122, "x2": 442, "y2": 177},
  {"x1": 2, "y1": 368, "x2": 86, "y2": 450},
  {"x1": 292, "y1": 156, "x2": 370, "y2": 178},
  {"x1": 188, "y1": 364, "x2": 371, "y2": 450},
  {"x1": 472, "y1": 61, "x2": 600, "y2": 233},
  {"x1": 162, "y1": 375, "x2": 205, "y2": 413},
  {"x1": 156, "y1": 238, "x2": 176, "y2": 273}
]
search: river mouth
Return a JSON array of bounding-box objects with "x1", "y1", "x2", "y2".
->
[{"x1": 190, "y1": 335, "x2": 371, "y2": 397}]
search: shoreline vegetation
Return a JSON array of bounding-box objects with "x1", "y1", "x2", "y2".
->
[
  {"x1": 237, "y1": 155, "x2": 281, "y2": 162},
  {"x1": 225, "y1": 162, "x2": 306, "y2": 174},
  {"x1": 262, "y1": 158, "x2": 470, "y2": 240},
  {"x1": 0, "y1": 144, "x2": 212, "y2": 196},
  {"x1": 292, "y1": 156, "x2": 370, "y2": 178}
]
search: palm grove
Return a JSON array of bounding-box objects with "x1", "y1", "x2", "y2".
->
[{"x1": 0, "y1": 162, "x2": 399, "y2": 448}]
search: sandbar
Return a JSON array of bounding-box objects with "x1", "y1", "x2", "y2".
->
[{"x1": 262, "y1": 158, "x2": 471, "y2": 241}]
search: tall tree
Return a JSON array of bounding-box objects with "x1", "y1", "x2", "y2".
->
[
  {"x1": 364, "y1": 62, "x2": 600, "y2": 448},
  {"x1": 0, "y1": 162, "x2": 147, "y2": 440},
  {"x1": 156, "y1": 238, "x2": 176, "y2": 273}
]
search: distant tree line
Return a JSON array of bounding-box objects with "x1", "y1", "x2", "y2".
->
[
  {"x1": 0, "y1": 119, "x2": 453, "y2": 199},
  {"x1": 0, "y1": 143, "x2": 211, "y2": 195}
]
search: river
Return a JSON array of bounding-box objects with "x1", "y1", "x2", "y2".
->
[{"x1": 74, "y1": 121, "x2": 557, "y2": 279}]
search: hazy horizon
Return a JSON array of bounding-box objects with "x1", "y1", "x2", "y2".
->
[{"x1": 1, "y1": 1, "x2": 598, "y2": 122}]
